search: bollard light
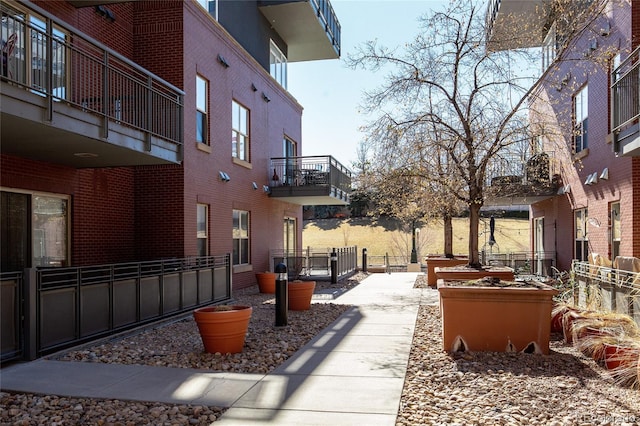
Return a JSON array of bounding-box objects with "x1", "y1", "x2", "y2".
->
[{"x1": 275, "y1": 262, "x2": 288, "y2": 326}]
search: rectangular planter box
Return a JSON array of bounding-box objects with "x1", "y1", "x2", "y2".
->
[
  {"x1": 435, "y1": 265, "x2": 515, "y2": 282},
  {"x1": 426, "y1": 257, "x2": 468, "y2": 287},
  {"x1": 438, "y1": 280, "x2": 557, "y2": 354}
]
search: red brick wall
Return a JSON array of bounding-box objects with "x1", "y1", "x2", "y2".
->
[
  {"x1": 0, "y1": 154, "x2": 137, "y2": 266},
  {"x1": 529, "y1": 1, "x2": 639, "y2": 267},
  {"x1": 73, "y1": 168, "x2": 136, "y2": 264},
  {"x1": 5, "y1": 1, "x2": 306, "y2": 291}
]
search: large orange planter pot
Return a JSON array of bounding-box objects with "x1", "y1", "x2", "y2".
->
[
  {"x1": 288, "y1": 281, "x2": 316, "y2": 311},
  {"x1": 193, "y1": 305, "x2": 252, "y2": 354},
  {"x1": 425, "y1": 257, "x2": 468, "y2": 287},
  {"x1": 435, "y1": 265, "x2": 515, "y2": 282},
  {"x1": 256, "y1": 272, "x2": 276, "y2": 294},
  {"x1": 438, "y1": 280, "x2": 557, "y2": 354},
  {"x1": 603, "y1": 343, "x2": 640, "y2": 371}
]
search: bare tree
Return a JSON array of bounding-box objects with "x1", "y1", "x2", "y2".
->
[{"x1": 348, "y1": 0, "x2": 612, "y2": 268}]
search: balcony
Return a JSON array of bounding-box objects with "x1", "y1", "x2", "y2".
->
[
  {"x1": 485, "y1": 0, "x2": 546, "y2": 52},
  {"x1": 258, "y1": 0, "x2": 340, "y2": 62},
  {"x1": 269, "y1": 155, "x2": 351, "y2": 205},
  {"x1": 0, "y1": 1, "x2": 184, "y2": 168},
  {"x1": 612, "y1": 46, "x2": 640, "y2": 157},
  {"x1": 484, "y1": 151, "x2": 559, "y2": 207}
]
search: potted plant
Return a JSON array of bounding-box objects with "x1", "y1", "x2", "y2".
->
[
  {"x1": 255, "y1": 271, "x2": 276, "y2": 294},
  {"x1": 193, "y1": 305, "x2": 252, "y2": 354},
  {"x1": 288, "y1": 280, "x2": 316, "y2": 310},
  {"x1": 437, "y1": 277, "x2": 557, "y2": 354}
]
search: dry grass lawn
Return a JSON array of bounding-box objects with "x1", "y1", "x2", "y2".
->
[{"x1": 303, "y1": 217, "x2": 530, "y2": 259}]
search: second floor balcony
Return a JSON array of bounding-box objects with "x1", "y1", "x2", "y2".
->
[
  {"x1": 612, "y1": 45, "x2": 640, "y2": 157},
  {"x1": 485, "y1": 0, "x2": 546, "y2": 52},
  {"x1": 258, "y1": 0, "x2": 341, "y2": 62},
  {"x1": 484, "y1": 151, "x2": 559, "y2": 207},
  {"x1": 1, "y1": 1, "x2": 184, "y2": 168},
  {"x1": 269, "y1": 155, "x2": 351, "y2": 205}
]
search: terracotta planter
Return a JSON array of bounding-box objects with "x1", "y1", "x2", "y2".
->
[
  {"x1": 550, "y1": 304, "x2": 572, "y2": 333},
  {"x1": 256, "y1": 272, "x2": 276, "y2": 294},
  {"x1": 425, "y1": 257, "x2": 468, "y2": 287},
  {"x1": 438, "y1": 279, "x2": 557, "y2": 354},
  {"x1": 435, "y1": 265, "x2": 515, "y2": 282},
  {"x1": 193, "y1": 305, "x2": 252, "y2": 354},
  {"x1": 288, "y1": 280, "x2": 316, "y2": 311},
  {"x1": 603, "y1": 343, "x2": 640, "y2": 371}
]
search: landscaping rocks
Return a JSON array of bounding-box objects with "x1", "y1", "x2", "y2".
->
[{"x1": 3, "y1": 273, "x2": 640, "y2": 425}]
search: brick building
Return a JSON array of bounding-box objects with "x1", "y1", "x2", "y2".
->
[
  {"x1": 486, "y1": 0, "x2": 640, "y2": 273},
  {"x1": 0, "y1": 0, "x2": 349, "y2": 360}
]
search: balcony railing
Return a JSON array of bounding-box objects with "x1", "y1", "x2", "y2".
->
[
  {"x1": 1, "y1": 1, "x2": 184, "y2": 151},
  {"x1": 484, "y1": 150, "x2": 559, "y2": 205},
  {"x1": 269, "y1": 155, "x2": 351, "y2": 205},
  {"x1": 612, "y1": 45, "x2": 640, "y2": 156},
  {"x1": 310, "y1": 0, "x2": 341, "y2": 57}
]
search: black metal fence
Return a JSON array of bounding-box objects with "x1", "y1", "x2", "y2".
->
[
  {"x1": 270, "y1": 246, "x2": 357, "y2": 280},
  {"x1": 1, "y1": 255, "x2": 231, "y2": 363}
]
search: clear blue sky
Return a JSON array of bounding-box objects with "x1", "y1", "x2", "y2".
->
[{"x1": 288, "y1": 1, "x2": 446, "y2": 169}]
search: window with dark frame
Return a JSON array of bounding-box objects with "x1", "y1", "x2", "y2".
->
[
  {"x1": 196, "y1": 75, "x2": 208, "y2": 145},
  {"x1": 573, "y1": 85, "x2": 588, "y2": 153},
  {"x1": 232, "y1": 210, "x2": 249, "y2": 265},
  {"x1": 232, "y1": 100, "x2": 249, "y2": 161}
]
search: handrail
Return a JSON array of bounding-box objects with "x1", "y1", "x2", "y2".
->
[
  {"x1": 270, "y1": 155, "x2": 352, "y2": 193},
  {"x1": 1, "y1": 1, "x2": 184, "y2": 147},
  {"x1": 612, "y1": 45, "x2": 640, "y2": 135}
]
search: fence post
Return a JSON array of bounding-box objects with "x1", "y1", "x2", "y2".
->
[
  {"x1": 331, "y1": 248, "x2": 338, "y2": 284},
  {"x1": 23, "y1": 268, "x2": 37, "y2": 360}
]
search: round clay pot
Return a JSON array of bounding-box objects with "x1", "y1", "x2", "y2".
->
[
  {"x1": 288, "y1": 280, "x2": 316, "y2": 311},
  {"x1": 603, "y1": 343, "x2": 640, "y2": 371},
  {"x1": 256, "y1": 272, "x2": 276, "y2": 294},
  {"x1": 193, "y1": 305, "x2": 252, "y2": 354}
]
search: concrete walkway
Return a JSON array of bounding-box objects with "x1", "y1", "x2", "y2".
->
[{"x1": 1, "y1": 273, "x2": 439, "y2": 425}]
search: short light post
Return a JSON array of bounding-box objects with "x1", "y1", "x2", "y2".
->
[{"x1": 275, "y1": 262, "x2": 288, "y2": 326}]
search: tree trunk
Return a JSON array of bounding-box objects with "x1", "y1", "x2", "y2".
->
[
  {"x1": 443, "y1": 212, "x2": 453, "y2": 258},
  {"x1": 468, "y1": 202, "x2": 482, "y2": 268}
]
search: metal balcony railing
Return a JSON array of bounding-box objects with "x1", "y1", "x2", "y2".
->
[
  {"x1": 612, "y1": 45, "x2": 640, "y2": 141},
  {"x1": 310, "y1": 0, "x2": 341, "y2": 56},
  {"x1": 270, "y1": 155, "x2": 351, "y2": 193},
  {"x1": 1, "y1": 1, "x2": 184, "y2": 148}
]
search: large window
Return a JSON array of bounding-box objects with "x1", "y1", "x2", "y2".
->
[
  {"x1": 196, "y1": 75, "x2": 208, "y2": 145},
  {"x1": 573, "y1": 85, "x2": 588, "y2": 153},
  {"x1": 575, "y1": 208, "x2": 588, "y2": 262},
  {"x1": 270, "y1": 40, "x2": 287, "y2": 89},
  {"x1": 197, "y1": 204, "x2": 208, "y2": 256},
  {"x1": 1, "y1": 190, "x2": 69, "y2": 271},
  {"x1": 232, "y1": 210, "x2": 250, "y2": 265},
  {"x1": 232, "y1": 100, "x2": 249, "y2": 161},
  {"x1": 1, "y1": 5, "x2": 68, "y2": 98}
]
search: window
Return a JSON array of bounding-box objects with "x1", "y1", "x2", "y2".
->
[
  {"x1": 196, "y1": 75, "x2": 208, "y2": 145},
  {"x1": 196, "y1": 0, "x2": 217, "y2": 19},
  {"x1": 610, "y1": 202, "x2": 620, "y2": 260},
  {"x1": 232, "y1": 100, "x2": 249, "y2": 161},
  {"x1": 575, "y1": 208, "x2": 588, "y2": 261},
  {"x1": 232, "y1": 210, "x2": 250, "y2": 265},
  {"x1": 1, "y1": 190, "x2": 69, "y2": 271},
  {"x1": 542, "y1": 22, "x2": 556, "y2": 70},
  {"x1": 1, "y1": 5, "x2": 68, "y2": 99},
  {"x1": 270, "y1": 41, "x2": 287, "y2": 89},
  {"x1": 283, "y1": 137, "x2": 297, "y2": 185},
  {"x1": 197, "y1": 204, "x2": 208, "y2": 256},
  {"x1": 573, "y1": 85, "x2": 588, "y2": 153}
]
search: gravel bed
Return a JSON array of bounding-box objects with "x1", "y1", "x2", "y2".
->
[{"x1": 3, "y1": 273, "x2": 640, "y2": 425}]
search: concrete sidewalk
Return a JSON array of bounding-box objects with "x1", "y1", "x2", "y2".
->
[{"x1": 1, "y1": 273, "x2": 439, "y2": 425}]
